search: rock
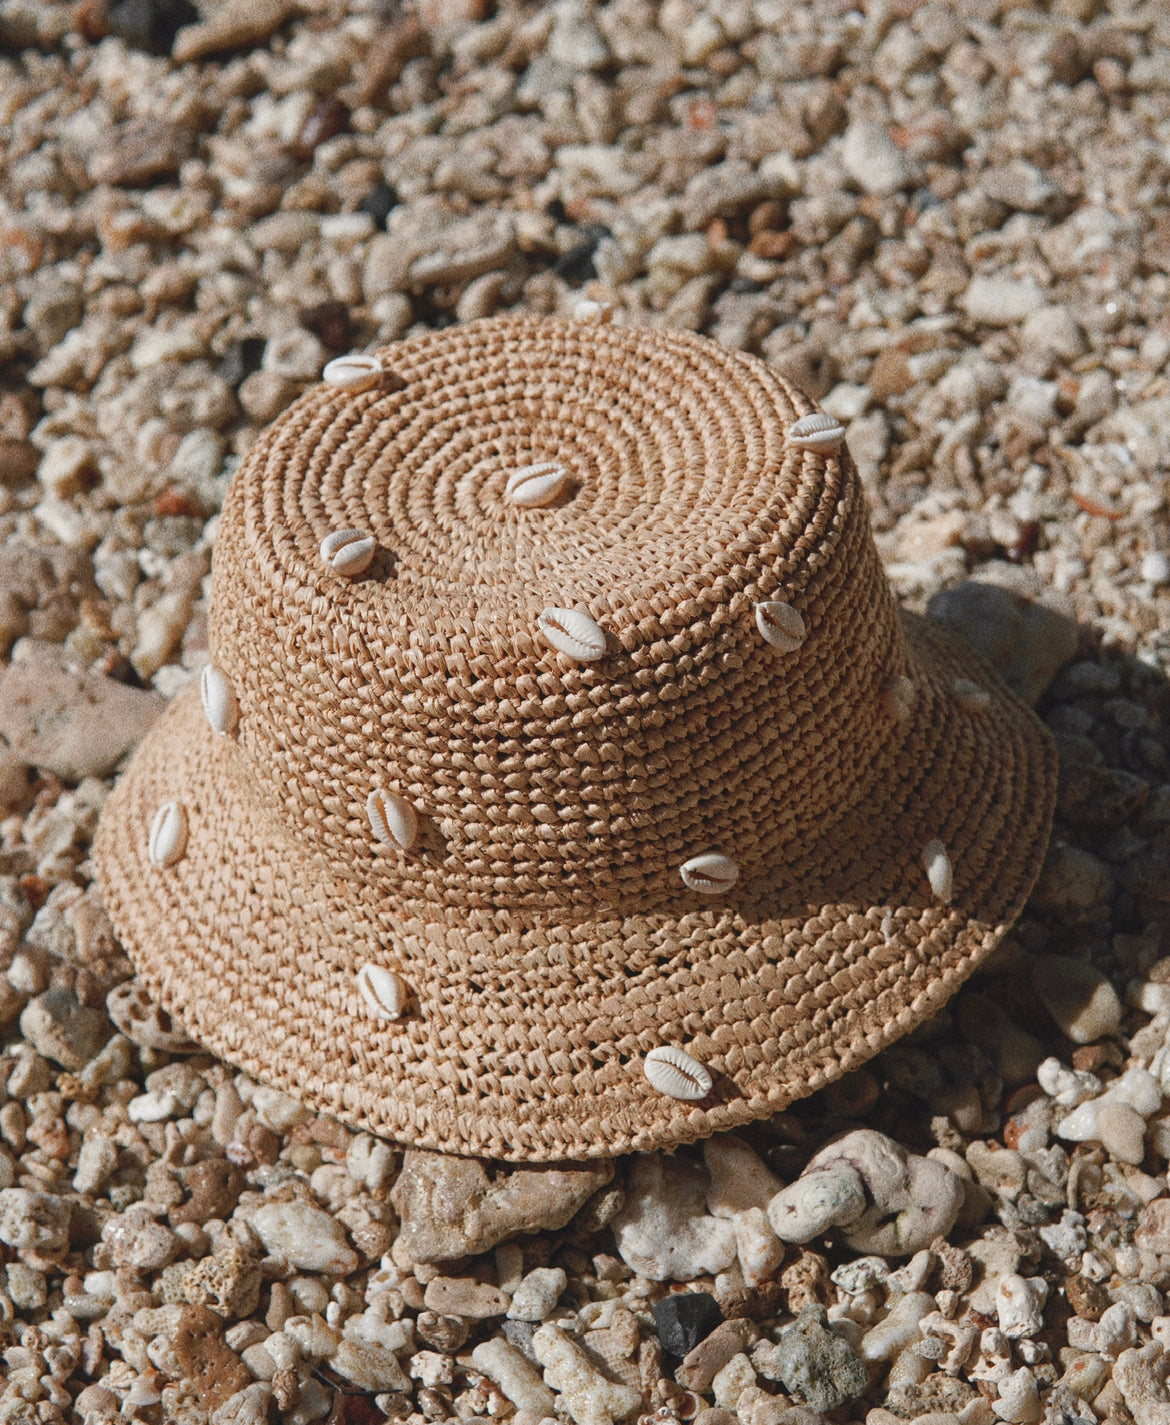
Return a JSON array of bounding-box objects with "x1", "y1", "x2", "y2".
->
[
  {"x1": 1031, "y1": 843, "x2": 1116, "y2": 914},
  {"x1": 955, "y1": 994, "x2": 1044, "y2": 1084},
  {"x1": 704, "y1": 1135, "x2": 785, "y2": 1216},
  {"x1": 994, "y1": 1366, "x2": 1041, "y2": 1424},
  {"x1": 106, "y1": 980, "x2": 197, "y2": 1052},
  {"x1": 841, "y1": 121, "x2": 917, "y2": 195},
  {"x1": 773, "y1": 1306, "x2": 868, "y2": 1412},
  {"x1": 19, "y1": 988, "x2": 111, "y2": 1070},
  {"x1": 391, "y1": 1149, "x2": 612, "y2": 1263},
  {"x1": 712, "y1": 1352, "x2": 757, "y2": 1408},
  {"x1": 89, "y1": 119, "x2": 194, "y2": 187},
  {"x1": 735, "y1": 1207, "x2": 785, "y2": 1287},
  {"x1": 532, "y1": 1322, "x2": 642, "y2": 1425},
  {"x1": 1057, "y1": 764, "x2": 1149, "y2": 828},
  {"x1": 1029, "y1": 957, "x2": 1123, "y2": 1043},
  {"x1": 168, "y1": 1305, "x2": 251, "y2": 1410},
  {"x1": 104, "y1": 1204, "x2": 179, "y2": 1273},
  {"x1": 1136, "y1": 1200, "x2": 1170, "y2": 1256},
  {"x1": 0, "y1": 643, "x2": 164, "y2": 782},
  {"x1": 171, "y1": 0, "x2": 299, "y2": 61},
  {"x1": 1113, "y1": 1343, "x2": 1170, "y2": 1425},
  {"x1": 210, "y1": 1384, "x2": 273, "y2": 1425},
  {"x1": 74, "y1": 1134, "x2": 118, "y2": 1196},
  {"x1": 250, "y1": 1201, "x2": 358, "y2": 1274},
  {"x1": 653, "y1": 1291, "x2": 723, "y2": 1357},
  {"x1": 774, "y1": 1131, "x2": 963, "y2": 1257},
  {"x1": 767, "y1": 1165, "x2": 867, "y2": 1244},
  {"x1": 1054, "y1": 1067, "x2": 1158, "y2": 1166},
  {"x1": 507, "y1": 1267, "x2": 567, "y2": 1322},
  {"x1": 981, "y1": 161, "x2": 1058, "y2": 212},
  {"x1": 961, "y1": 276, "x2": 1047, "y2": 326},
  {"x1": 105, "y1": 0, "x2": 198, "y2": 54},
  {"x1": 472, "y1": 1337, "x2": 557, "y2": 1416},
  {"x1": 859, "y1": 1292, "x2": 935, "y2": 1363},
  {"x1": 996, "y1": 1275, "x2": 1048, "y2": 1339},
  {"x1": 925, "y1": 580, "x2": 1077, "y2": 706},
  {"x1": 171, "y1": 1239, "x2": 262, "y2": 1319},
  {"x1": 0, "y1": 1188, "x2": 71, "y2": 1251},
  {"x1": 333, "y1": 1338, "x2": 410, "y2": 1392},
  {"x1": 172, "y1": 1159, "x2": 246, "y2": 1226},
  {"x1": 678, "y1": 1320, "x2": 756, "y2": 1393},
  {"x1": 423, "y1": 1276, "x2": 509, "y2": 1319},
  {"x1": 612, "y1": 1154, "x2": 737, "y2": 1281}
]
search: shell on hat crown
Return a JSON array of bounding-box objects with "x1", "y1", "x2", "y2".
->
[
  {"x1": 789, "y1": 412, "x2": 846, "y2": 453},
  {"x1": 323, "y1": 353, "x2": 384, "y2": 393},
  {"x1": 209, "y1": 317, "x2": 908, "y2": 914},
  {"x1": 148, "y1": 802, "x2": 188, "y2": 867},
  {"x1": 506, "y1": 461, "x2": 569, "y2": 509},
  {"x1": 321, "y1": 528, "x2": 376, "y2": 577},
  {"x1": 368, "y1": 789, "x2": 418, "y2": 852},
  {"x1": 200, "y1": 664, "x2": 238, "y2": 735},
  {"x1": 357, "y1": 963, "x2": 406, "y2": 1020}
]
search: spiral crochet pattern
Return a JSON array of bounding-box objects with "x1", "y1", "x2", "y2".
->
[{"x1": 93, "y1": 315, "x2": 1057, "y2": 1162}]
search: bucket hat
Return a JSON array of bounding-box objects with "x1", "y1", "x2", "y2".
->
[{"x1": 93, "y1": 314, "x2": 1057, "y2": 1163}]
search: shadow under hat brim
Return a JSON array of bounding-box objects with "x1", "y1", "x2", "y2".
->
[{"x1": 94, "y1": 612, "x2": 1056, "y2": 1163}]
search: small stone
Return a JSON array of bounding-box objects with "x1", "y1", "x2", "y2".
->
[
  {"x1": 172, "y1": 0, "x2": 298, "y2": 61},
  {"x1": 172, "y1": 1306, "x2": 252, "y2": 1412},
  {"x1": 391, "y1": 1149, "x2": 612, "y2": 1263},
  {"x1": 472, "y1": 1337, "x2": 557, "y2": 1416},
  {"x1": 767, "y1": 1166, "x2": 867, "y2": 1244},
  {"x1": 678, "y1": 1321, "x2": 756, "y2": 1393},
  {"x1": 840, "y1": 121, "x2": 916, "y2": 195},
  {"x1": 774, "y1": 1306, "x2": 868, "y2": 1412},
  {"x1": 995, "y1": 1275, "x2": 1048, "y2": 1340},
  {"x1": 612, "y1": 1154, "x2": 737, "y2": 1281},
  {"x1": 105, "y1": 0, "x2": 198, "y2": 54},
  {"x1": 961, "y1": 276, "x2": 1047, "y2": 326},
  {"x1": 334, "y1": 1338, "x2": 410, "y2": 1392},
  {"x1": 210, "y1": 1384, "x2": 274, "y2": 1425},
  {"x1": 106, "y1": 980, "x2": 197, "y2": 1051},
  {"x1": 89, "y1": 118, "x2": 194, "y2": 187},
  {"x1": 19, "y1": 987, "x2": 111, "y2": 1070},
  {"x1": 925, "y1": 581, "x2": 1077, "y2": 706},
  {"x1": 1029, "y1": 957, "x2": 1123, "y2": 1043},
  {"x1": 0, "y1": 643, "x2": 164, "y2": 781},
  {"x1": 653, "y1": 1291, "x2": 723, "y2": 1357},
  {"x1": 0, "y1": 1188, "x2": 71, "y2": 1251},
  {"x1": 105, "y1": 1204, "x2": 180, "y2": 1273},
  {"x1": 1113, "y1": 1343, "x2": 1170, "y2": 1425},
  {"x1": 1030, "y1": 844, "x2": 1115, "y2": 914},
  {"x1": 172, "y1": 1158, "x2": 246, "y2": 1225},
  {"x1": 712, "y1": 1352, "x2": 757, "y2": 1408},
  {"x1": 531, "y1": 1322, "x2": 642, "y2": 1425},
  {"x1": 1141, "y1": 551, "x2": 1170, "y2": 585},
  {"x1": 704, "y1": 1134, "x2": 785, "y2": 1216},
  {"x1": 175, "y1": 1240, "x2": 262, "y2": 1319},
  {"x1": 994, "y1": 1367, "x2": 1041, "y2": 1424},
  {"x1": 507, "y1": 1267, "x2": 567, "y2": 1322},
  {"x1": 250, "y1": 1200, "x2": 358, "y2": 1274},
  {"x1": 423, "y1": 1276, "x2": 509, "y2": 1319},
  {"x1": 859, "y1": 1292, "x2": 935, "y2": 1362},
  {"x1": 74, "y1": 1134, "x2": 118, "y2": 1196},
  {"x1": 1136, "y1": 1200, "x2": 1170, "y2": 1256}
]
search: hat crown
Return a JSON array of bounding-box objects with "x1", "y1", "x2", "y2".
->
[{"x1": 209, "y1": 317, "x2": 905, "y2": 916}]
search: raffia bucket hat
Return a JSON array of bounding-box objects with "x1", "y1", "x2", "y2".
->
[{"x1": 93, "y1": 314, "x2": 1057, "y2": 1163}]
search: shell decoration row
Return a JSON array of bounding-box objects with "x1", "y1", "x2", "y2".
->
[{"x1": 144, "y1": 343, "x2": 974, "y2": 1105}]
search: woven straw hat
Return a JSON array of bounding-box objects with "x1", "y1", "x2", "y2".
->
[{"x1": 94, "y1": 314, "x2": 1057, "y2": 1163}]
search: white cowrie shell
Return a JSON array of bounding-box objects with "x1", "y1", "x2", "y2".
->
[
  {"x1": 953, "y1": 677, "x2": 991, "y2": 711},
  {"x1": 321, "y1": 528, "x2": 376, "y2": 577},
  {"x1": 755, "y1": 601, "x2": 806, "y2": 653},
  {"x1": 680, "y1": 853, "x2": 739, "y2": 895},
  {"x1": 357, "y1": 963, "x2": 406, "y2": 1021},
  {"x1": 148, "y1": 802, "x2": 188, "y2": 867},
  {"x1": 367, "y1": 788, "x2": 419, "y2": 851},
  {"x1": 644, "y1": 1045, "x2": 712, "y2": 1101},
  {"x1": 923, "y1": 839, "x2": 953, "y2": 903},
  {"x1": 537, "y1": 607, "x2": 607, "y2": 662},
  {"x1": 200, "y1": 664, "x2": 238, "y2": 735},
  {"x1": 789, "y1": 412, "x2": 846, "y2": 453},
  {"x1": 322, "y1": 353, "x2": 384, "y2": 393},
  {"x1": 506, "y1": 461, "x2": 569, "y2": 509},
  {"x1": 884, "y1": 674, "x2": 915, "y2": 721}
]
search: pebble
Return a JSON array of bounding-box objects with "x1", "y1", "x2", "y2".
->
[
  {"x1": 171, "y1": 0, "x2": 298, "y2": 61},
  {"x1": 993, "y1": 1366, "x2": 1040, "y2": 1424},
  {"x1": 961, "y1": 277, "x2": 1047, "y2": 327},
  {"x1": 423, "y1": 1275, "x2": 509, "y2": 1319},
  {"x1": 678, "y1": 1321, "x2": 756, "y2": 1393},
  {"x1": 1029, "y1": 843, "x2": 1116, "y2": 915},
  {"x1": 0, "y1": 1188, "x2": 71, "y2": 1251},
  {"x1": 249, "y1": 1200, "x2": 359, "y2": 1275},
  {"x1": 773, "y1": 1306, "x2": 868, "y2": 1412},
  {"x1": 704, "y1": 1135, "x2": 785, "y2": 1216},
  {"x1": 653, "y1": 1291, "x2": 723, "y2": 1357},
  {"x1": 507, "y1": 1266, "x2": 566, "y2": 1322},
  {"x1": 106, "y1": 980, "x2": 197, "y2": 1051},
  {"x1": 767, "y1": 1165, "x2": 867, "y2": 1244},
  {"x1": 613, "y1": 1154, "x2": 737, "y2": 1281},
  {"x1": 925, "y1": 581, "x2": 1077, "y2": 707},
  {"x1": 19, "y1": 987, "x2": 110, "y2": 1070},
  {"x1": 841, "y1": 121, "x2": 917, "y2": 196},
  {"x1": 333, "y1": 1336, "x2": 410, "y2": 1392},
  {"x1": 390, "y1": 1149, "x2": 612, "y2": 1262},
  {"x1": 472, "y1": 1337, "x2": 557, "y2": 1417},
  {"x1": 712, "y1": 1352, "x2": 757, "y2": 1408},
  {"x1": 995, "y1": 1276, "x2": 1048, "y2": 1339},
  {"x1": 209, "y1": 1384, "x2": 273, "y2": 1425},
  {"x1": 532, "y1": 1322, "x2": 642, "y2": 1425},
  {"x1": 1030, "y1": 957, "x2": 1123, "y2": 1043},
  {"x1": 0, "y1": 642, "x2": 164, "y2": 781},
  {"x1": 859, "y1": 1293, "x2": 935, "y2": 1363}
]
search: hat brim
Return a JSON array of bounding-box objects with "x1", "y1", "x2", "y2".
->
[{"x1": 94, "y1": 611, "x2": 1055, "y2": 1162}]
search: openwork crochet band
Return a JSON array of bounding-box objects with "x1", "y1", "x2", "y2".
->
[{"x1": 94, "y1": 315, "x2": 1057, "y2": 1162}]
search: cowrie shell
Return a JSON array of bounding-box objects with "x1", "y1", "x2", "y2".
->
[
  {"x1": 322, "y1": 353, "x2": 384, "y2": 393},
  {"x1": 789, "y1": 412, "x2": 846, "y2": 453},
  {"x1": 680, "y1": 853, "x2": 739, "y2": 895},
  {"x1": 538, "y1": 607, "x2": 607, "y2": 662},
  {"x1": 644, "y1": 1045, "x2": 712, "y2": 1101},
  {"x1": 367, "y1": 788, "x2": 418, "y2": 851},
  {"x1": 357, "y1": 963, "x2": 406, "y2": 1021},
  {"x1": 923, "y1": 839, "x2": 953, "y2": 903},
  {"x1": 755, "y1": 601, "x2": 805, "y2": 653},
  {"x1": 321, "y1": 528, "x2": 376, "y2": 577},
  {"x1": 506, "y1": 461, "x2": 569, "y2": 509},
  {"x1": 148, "y1": 802, "x2": 188, "y2": 867},
  {"x1": 953, "y1": 677, "x2": 991, "y2": 711},
  {"x1": 200, "y1": 664, "x2": 238, "y2": 735},
  {"x1": 884, "y1": 674, "x2": 915, "y2": 721}
]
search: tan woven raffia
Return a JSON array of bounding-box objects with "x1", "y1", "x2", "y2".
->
[{"x1": 93, "y1": 315, "x2": 1057, "y2": 1162}]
